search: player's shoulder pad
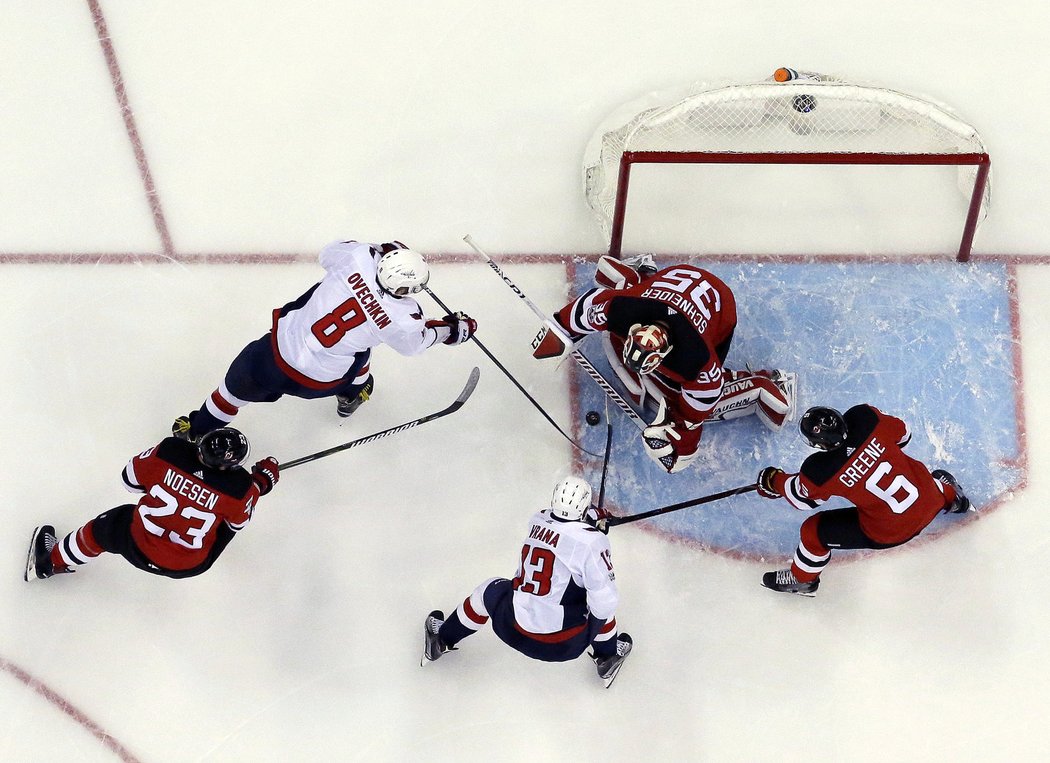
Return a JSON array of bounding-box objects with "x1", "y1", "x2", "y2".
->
[
  {"x1": 205, "y1": 466, "x2": 255, "y2": 500},
  {"x1": 155, "y1": 436, "x2": 198, "y2": 463},
  {"x1": 844, "y1": 405, "x2": 879, "y2": 444},
  {"x1": 800, "y1": 449, "x2": 847, "y2": 487}
]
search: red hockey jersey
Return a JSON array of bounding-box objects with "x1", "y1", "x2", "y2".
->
[
  {"x1": 778, "y1": 405, "x2": 951, "y2": 544},
  {"x1": 555, "y1": 264, "x2": 737, "y2": 425},
  {"x1": 121, "y1": 438, "x2": 261, "y2": 571}
]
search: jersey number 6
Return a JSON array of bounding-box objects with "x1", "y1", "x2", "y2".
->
[{"x1": 864, "y1": 461, "x2": 919, "y2": 514}]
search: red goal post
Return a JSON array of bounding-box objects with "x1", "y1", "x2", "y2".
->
[{"x1": 584, "y1": 72, "x2": 991, "y2": 262}]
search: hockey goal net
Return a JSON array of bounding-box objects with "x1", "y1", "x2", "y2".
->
[{"x1": 584, "y1": 70, "x2": 991, "y2": 262}]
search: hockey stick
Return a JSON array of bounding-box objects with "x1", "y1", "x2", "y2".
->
[
  {"x1": 281, "y1": 367, "x2": 480, "y2": 470},
  {"x1": 605, "y1": 483, "x2": 758, "y2": 527},
  {"x1": 596, "y1": 399, "x2": 613, "y2": 510},
  {"x1": 462, "y1": 235, "x2": 647, "y2": 431},
  {"x1": 422, "y1": 286, "x2": 601, "y2": 458}
]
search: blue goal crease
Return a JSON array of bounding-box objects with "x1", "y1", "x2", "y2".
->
[{"x1": 571, "y1": 259, "x2": 1021, "y2": 560}]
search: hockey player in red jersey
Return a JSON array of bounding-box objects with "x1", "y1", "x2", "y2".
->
[
  {"x1": 24, "y1": 428, "x2": 279, "y2": 581},
  {"x1": 172, "y1": 240, "x2": 477, "y2": 441},
  {"x1": 756, "y1": 404, "x2": 972, "y2": 596},
  {"x1": 546, "y1": 255, "x2": 795, "y2": 473},
  {"x1": 421, "y1": 476, "x2": 633, "y2": 688}
]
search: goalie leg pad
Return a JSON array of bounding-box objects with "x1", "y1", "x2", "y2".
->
[
  {"x1": 710, "y1": 370, "x2": 796, "y2": 431},
  {"x1": 757, "y1": 370, "x2": 796, "y2": 431},
  {"x1": 594, "y1": 256, "x2": 643, "y2": 290}
]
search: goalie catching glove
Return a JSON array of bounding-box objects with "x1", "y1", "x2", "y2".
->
[
  {"x1": 642, "y1": 399, "x2": 704, "y2": 474},
  {"x1": 426, "y1": 311, "x2": 478, "y2": 345}
]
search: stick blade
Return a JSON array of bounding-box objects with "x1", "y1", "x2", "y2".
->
[{"x1": 454, "y1": 366, "x2": 481, "y2": 406}]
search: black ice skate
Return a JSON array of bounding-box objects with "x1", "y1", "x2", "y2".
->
[
  {"x1": 931, "y1": 470, "x2": 972, "y2": 514},
  {"x1": 420, "y1": 610, "x2": 454, "y2": 666},
  {"x1": 23, "y1": 525, "x2": 69, "y2": 581},
  {"x1": 336, "y1": 377, "x2": 374, "y2": 419},
  {"x1": 171, "y1": 415, "x2": 197, "y2": 443},
  {"x1": 761, "y1": 569, "x2": 819, "y2": 597},
  {"x1": 592, "y1": 633, "x2": 633, "y2": 688}
]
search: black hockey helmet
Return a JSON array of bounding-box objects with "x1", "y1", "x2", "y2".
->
[
  {"x1": 799, "y1": 406, "x2": 847, "y2": 451},
  {"x1": 198, "y1": 428, "x2": 250, "y2": 470}
]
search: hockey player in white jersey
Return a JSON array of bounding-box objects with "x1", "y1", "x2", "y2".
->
[
  {"x1": 172, "y1": 240, "x2": 477, "y2": 440},
  {"x1": 421, "y1": 476, "x2": 633, "y2": 687}
]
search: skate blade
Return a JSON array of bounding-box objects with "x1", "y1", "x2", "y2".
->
[
  {"x1": 602, "y1": 662, "x2": 626, "y2": 689},
  {"x1": 23, "y1": 526, "x2": 42, "y2": 582},
  {"x1": 760, "y1": 581, "x2": 817, "y2": 598}
]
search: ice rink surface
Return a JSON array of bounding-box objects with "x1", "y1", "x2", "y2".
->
[{"x1": 3, "y1": 2, "x2": 1050, "y2": 761}]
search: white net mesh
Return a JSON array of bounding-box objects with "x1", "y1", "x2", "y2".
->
[{"x1": 584, "y1": 71, "x2": 990, "y2": 242}]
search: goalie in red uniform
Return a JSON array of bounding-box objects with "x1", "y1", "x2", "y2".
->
[
  {"x1": 546, "y1": 255, "x2": 795, "y2": 473},
  {"x1": 756, "y1": 404, "x2": 972, "y2": 596},
  {"x1": 23, "y1": 428, "x2": 279, "y2": 582}
]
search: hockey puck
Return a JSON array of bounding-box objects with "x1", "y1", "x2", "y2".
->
[{"x1": 585, "y1": 411, "x2": 601, "y2": 426}]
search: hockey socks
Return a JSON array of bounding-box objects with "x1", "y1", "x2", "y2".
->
[{"x1": 53, "y1": 521, "x2": 105, "y2": 572}]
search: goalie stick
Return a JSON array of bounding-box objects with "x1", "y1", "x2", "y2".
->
[
  {"x1": 422, "y1": 286, "x2": 601, "y2": 458},
  {"x1": 605, "y1": 483, "x2": 758, "y2": 527},
  {"x1": 462, "y1": 235, "x2": 647, "y2": 431},
  {"x1": 281, "y1": 367, "x2": 480, "y2": 470}
]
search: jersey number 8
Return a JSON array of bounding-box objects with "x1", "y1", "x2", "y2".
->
[{"x1": 311, "y1": 297, "x2": 366, "y2": 348}]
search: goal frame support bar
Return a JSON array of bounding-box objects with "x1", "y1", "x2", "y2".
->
[{"x1": 608, "y1": 150, "x2": 992, "y2": 263}]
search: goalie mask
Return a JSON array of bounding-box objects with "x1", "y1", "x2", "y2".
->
[
  {"x1": 198, "y1": 428, "x2": 251, "y2": 470},
  {"x1": 376, "y1": 248, "x2": 430, "y2": 298},
  {"x1": 799, "y1": 406, "x2": 847, "y2": 451},
  {"x1": 550, "y1": 476, "x2": 592, "y2": 521},
  {"x1": 622, "y1": 323, "x2": 672, "y2": 375}
]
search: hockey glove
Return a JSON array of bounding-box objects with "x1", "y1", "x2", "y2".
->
[
  {"x1": 642, "y1": 401, "x2": 703, "y2": 474},
  {"x1": 757, "y1": 467, "x2": 785, "y2": 499},
  {"x1": 584, "y1": 505, "x2": 612, "y2": 534},
  {"x1": 532, "y1": 320, "x2": 583, "y2": 360},
  {"x1": 251, "y1": 457, "x2": 280, "y2": 496},
  {"x1": 440, "y1": 312, "x2": 478, "y2": 345}
]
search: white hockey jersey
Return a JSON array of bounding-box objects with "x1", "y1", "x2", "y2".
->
[
  {"x1": 273, "y1": 240, "x2": 443, "y2": 385},
  {"x1": 510, "y1": 509, "x2": 618, "y2": 635}
]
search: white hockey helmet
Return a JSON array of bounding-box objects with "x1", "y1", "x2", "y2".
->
[
  {"x1": 376, "y1": 248, "x2": 430, "y2": 297},
  {"x1": 550, "y1": 476, "x2": 593, "y2": 521}
]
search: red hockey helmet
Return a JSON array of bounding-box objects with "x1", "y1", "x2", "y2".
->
[{"x1": 622, "y1": 323, "x2": 672, "y2": 375}]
